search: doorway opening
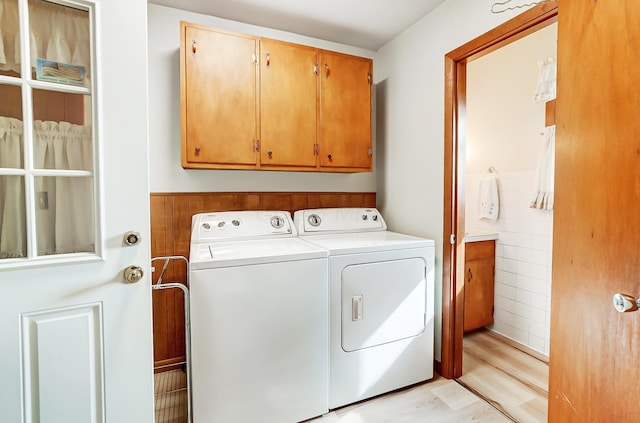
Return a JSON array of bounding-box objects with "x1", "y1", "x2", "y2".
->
[{"x1": 440, "y1": 1, "x2": 558, "y2": 381}]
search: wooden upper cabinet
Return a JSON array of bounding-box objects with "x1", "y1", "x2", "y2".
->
[
  {"x1": 180, "y1": 22, "x2": 373, "y2": 172},
  {"x1": 181, "y1": 24, "x2": 258, "y2": 168},
  {"x1": 259, "y1": 39, "x2": 317, "y2": 168},
  {"x1": 319, "y1": 51, "x2": 372, "y2": 171}
]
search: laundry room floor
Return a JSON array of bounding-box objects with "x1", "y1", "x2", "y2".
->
[
  {"x1": 308, "y1": 374, "x2": 511, "y2": 422},
  {"x1": 154, "y1": 330, "x2": 549, "y2": 423},
  {"x1": 154, "y1": 370, "x2": 509, "y2": 423},
  {"x1": 154, "y1": 369, "x2": 188, "y2": 423}
]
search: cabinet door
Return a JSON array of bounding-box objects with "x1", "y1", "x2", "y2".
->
[
  {"x1": 260, "y1": 39, "x2": 318, "y2": 168},
  {"x1": 463, "y1": 241, "x2": 495, "y2": 332},
  {"x1": 181, "y1": 25, "x2": 258, "y2": 167},
  {"x1": 319, "y1": 51, "x2": 372, "y2": 171}
]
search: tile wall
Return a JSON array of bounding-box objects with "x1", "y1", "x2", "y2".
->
[{"x1": 465, "y1": 171, "x2": 552, "y2": 356}]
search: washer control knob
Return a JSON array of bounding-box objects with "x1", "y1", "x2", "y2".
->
[
  {"x1": 232, "y1": 220, "x2": 240, "y2": 226},
  {"x1": 361, "y1": 214, "x2": 368, "y2": 220},
  {"x1": 372, "y1": 215, "x2": 378, "y2": 221},
  {"x1": 271, "y1": 216, "x2": 285, "y2": 229},
  {"x1": 218, "y1": 221, "x2": 225, "y2": 228}
]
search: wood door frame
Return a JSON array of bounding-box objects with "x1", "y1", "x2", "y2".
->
[{"x1": 440, "y1": 2, "x2": 558, "y2": 379}]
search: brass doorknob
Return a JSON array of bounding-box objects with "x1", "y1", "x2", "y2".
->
[{"x1": 124, "y1": 265, "x2": 144, "y2": 283}]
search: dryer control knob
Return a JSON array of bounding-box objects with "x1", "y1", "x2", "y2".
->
[{"x1": 308, "y1": 214, "x2": 321, "y2": 226}]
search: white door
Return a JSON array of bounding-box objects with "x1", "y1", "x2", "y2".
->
[{"x1": 0, "y1": 0, "x2": 153, "y2": 422}]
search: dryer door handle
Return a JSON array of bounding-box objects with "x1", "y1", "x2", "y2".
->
[{"x1": 352, "y1": 295, "x2": 363, "y2": 321}]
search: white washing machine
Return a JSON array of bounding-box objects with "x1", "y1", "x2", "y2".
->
[
  {"x1": 189, "y1": 210, "x2": 329, "y2": 423},
  {"x1": 294, "y1": 207, "x2": 435, "y2": 409}
]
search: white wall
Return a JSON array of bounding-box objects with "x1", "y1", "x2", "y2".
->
[
  {"x1": 147, "y1": 4, "x2": 377, "y2": 193},
  {"x1": 465, "y1": 23, "x2": 557, "y2": 356},
  {"x1": 373, "y1": 0, "x2": 542, "y2": 361},
  {"x1": 467, "y1": 172, "x2": 553, "y2": 355},
  {"x1": 467, "y1": 23, "x2": 557, "y2": 174}
]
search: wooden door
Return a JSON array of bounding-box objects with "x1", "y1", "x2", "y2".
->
[
  {"x1": 549, "y1": 0, "x2": 640, "y2": 420},
  {"x1": 318, "y1": 51, "x2": 372, "y2": 171},
  {"x1": 181, "y1": 24, "x2": 258, "y2": 168},
  {"x1": 260, "y1": 39, "x2": 317, "y2": 168},
  {"x1": 463, "y1": 241, "x2": 495, "y2": 332}
]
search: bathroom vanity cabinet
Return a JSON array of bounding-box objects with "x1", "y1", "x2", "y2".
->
[{"x1": 463, "y1": 239, "x2": 496, "y2": 332}]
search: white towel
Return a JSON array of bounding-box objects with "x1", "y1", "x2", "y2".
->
[{"x1": 478, "y1": 175, "x2": 499, "y2": 221}]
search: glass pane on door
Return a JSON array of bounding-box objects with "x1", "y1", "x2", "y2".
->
[
  {"x1": 34, "y1": 175, "x2": 94, "y2": 256},
  {"x1": 0, "y1": 175, "x2": 26, "y2": 259},
  {"x1": 29, "y1": 0, "x2": 90, "y2": 88},
  {"x1": 0, "y1": 84, "x2": 23, "y2": 124},
  {"x1": 0, "y1": 110, "x2": 24, "y2": 169},
  {"x1": 0, "y1": 0, "x2": 21, "y2": 78},
  {"x1": 32, "y1": 89, "x2": 92, "y2": 171}
]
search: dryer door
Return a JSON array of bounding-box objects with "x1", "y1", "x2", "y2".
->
[{"x1": 341, "y1": 258, "x2": 426, "y2": 352}]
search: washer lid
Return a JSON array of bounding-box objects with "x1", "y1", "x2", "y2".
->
[
  {"x1": 300, "y1": 231, "x2": 435, "y2": 255},
  {"x1": 190, "y1": 238, "x2": 328, "y2": 270}
]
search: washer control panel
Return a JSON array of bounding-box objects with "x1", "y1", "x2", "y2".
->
[
  {"x1": 294, "y1": 208, "x2": 387, "y2": 234},
  {"x1": 191, "y1": 210, "x2": 295, "y2": 242}
]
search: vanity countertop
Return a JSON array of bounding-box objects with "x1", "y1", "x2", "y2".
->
[{"x1": 464, "y1": 232, "x2": 499, "y2": 243}]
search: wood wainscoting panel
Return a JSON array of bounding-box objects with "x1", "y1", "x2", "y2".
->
[{"x1": 150, "y1": 191, "x2": 376, "y2": 370}]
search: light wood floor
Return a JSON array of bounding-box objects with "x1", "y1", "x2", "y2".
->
[
  {"x1": 154, "y1": 331, "x2": 548, "y2": 423},
  {"x1": 155, "y1": 369, "x2": 188, "y2": 423},
  {"x1": 309, "y1": 374, "x2": 511, "y2": 422},
  {"x1": 458, "y1": 330, "x2": 549, "y2": 423}
]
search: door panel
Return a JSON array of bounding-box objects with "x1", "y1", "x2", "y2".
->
[
  {"x1": 549, "y1": 0, "x2": 640, "y2": 420},
  {"x1": 260, "y1": 39, "x2": 317, "y2": 167},
  {"x1": 0, "y1": 0, "x2": 153, "y2": 422},
  {"x1": 183, "y1": 26, "x2": 258, "y2": 166},
  {"x1": 319, "y1": 51, "x2": 372, "y2": 169}
]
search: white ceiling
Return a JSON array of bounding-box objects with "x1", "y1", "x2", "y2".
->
[{"x1": 147, "y1": 0, "x2": 448, "y2": 51}]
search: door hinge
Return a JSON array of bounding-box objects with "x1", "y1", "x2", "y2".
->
[
  {"x1": 367, "y1": 72, "x2": 372, "y2": 85},
  {"x1": 254, "y1": 139, "x2": 260, "y2": 152},
  {"x1": 314, "y1": 143, "x2": 319, "y2": 156},
  {"x1": 450, "y1": 234, "x2": 456, "y2": 244}
]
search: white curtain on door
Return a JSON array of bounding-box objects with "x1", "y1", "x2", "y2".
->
[
  {"x1": 0, "y1": 117, "x2": 26, "y2": 258},
  {"x1": 0, "y1": 116, "x2": 93, "y2": 258},
  {"x1": 0, "y1": 0, "x2": 90, "y2": 75}
]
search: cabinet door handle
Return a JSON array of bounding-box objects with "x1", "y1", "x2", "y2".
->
[
  {"x1": 191, "y1": 39, "x2": 197, "y2": 55},
  {"x1": 266, "y1": 52, "x2": 270, "y2": 69},
  {"x1": 467, "y1": 268, "x2": 472, "y2": 282},
  {"x1": 325, "y1": 62, "x2": 330, "y2": 78}
]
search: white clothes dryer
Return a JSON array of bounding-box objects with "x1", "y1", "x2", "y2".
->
[
  {"x1": 294, "y1": 208, "x2": 435, "y2": 409},
  {"x1": 189, "y1": 210, "x2": 329, "y2": 423}
]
